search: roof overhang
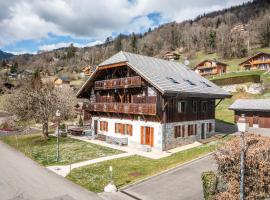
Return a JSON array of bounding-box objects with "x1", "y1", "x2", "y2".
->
[{"x1": 163, "y1": 90, "x2": 232, "y2": 99}]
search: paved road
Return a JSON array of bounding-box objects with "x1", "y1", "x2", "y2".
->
[
  {"x1": 0, "y1": 141, "x2": 101, "y2": 200},
  {"x1": 122, "y1": 155, "x2": 217, "y2": 200}
]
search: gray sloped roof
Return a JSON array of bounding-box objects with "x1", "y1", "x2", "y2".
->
[
  {"x1": 229, "y1": 99, "x2": 270, "y2": 111},
  {"x1": 78, "y1": 51, "x2": 231, "y2": 98}
]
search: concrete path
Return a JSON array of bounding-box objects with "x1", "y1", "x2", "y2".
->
[
  {"x1": 119, "y1": 155, "x2": 217, "y2": 200},
  {"x1": 69, "y1": 135, "x2": 202, "y2": 159},
  {"x1": 47, "y1": 152, "x2": 134, "y2": 177},
  {"x1": 0, "y1": 141, "x2": 101, "y2": 200}
]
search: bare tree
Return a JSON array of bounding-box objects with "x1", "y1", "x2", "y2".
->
[{"x1": 3, "y1": 77, "x2": 76, "y2": 139}]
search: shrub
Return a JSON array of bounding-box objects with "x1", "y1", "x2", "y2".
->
[
  {"x1": 214, "y1": 134, "x2": 270, "y2": 199},
  {"x1": 202, "y1": 171, "x2": 217, "y2": 200}
]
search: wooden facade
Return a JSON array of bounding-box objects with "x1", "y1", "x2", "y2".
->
[
  {"x1": 234, "y1": 111, "x2": 270, "y2": 128},
  {"x1": 195, "y1": 60, "x2": 227, "y2": 76},
  {"x1": 239, "y1": 52, "x2": 270, "y2": 71}
]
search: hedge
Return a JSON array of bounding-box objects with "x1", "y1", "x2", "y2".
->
[
  {"x1": 201, "y1": 171, "x2": 217, "y2": 200},
  {"x1": 211, "y1": 74, "x2": 261, "y2": 86}
]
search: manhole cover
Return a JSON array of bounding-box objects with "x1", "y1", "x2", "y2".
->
[{"x1": 129, "y1": 172, "x2": 142, "y2": 177}]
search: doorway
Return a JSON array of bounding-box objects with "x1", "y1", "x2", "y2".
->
[
  {"x1": 93, "y1": 120, "x2": 98, "y2": 135},
  {"x1": 140, "y1": 126, "x2": 154, "y2": 147},
  {"x1": 201, "y1": 123, "x2": 205, "y2": 139}
]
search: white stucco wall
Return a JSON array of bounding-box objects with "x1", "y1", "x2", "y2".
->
[{"x1": 91, "y1": 117, "x2": 163, "y2": 151}]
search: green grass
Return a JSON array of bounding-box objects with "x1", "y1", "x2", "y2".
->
[
  {"x1": 209, "y1": 70, "x2": 264, "y2": 80},
  {"x1": 215, "y1": 91, "x2": 270, "y2": 124},
  {"x1": 1, "y1": 134, "x2": 123, "y2": 166},
  {"x1": 67, "y1": 136, "x2": 232, "y2": 193}
]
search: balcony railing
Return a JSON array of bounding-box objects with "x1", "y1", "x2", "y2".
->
[
  {"x1": 95, "y1": 76, "x2": 143, "y2": 90},
  {"x1": 87, "y1": 103, "x2": 156, "y2": 115},
  {"x1": 251, "y1": 59, "x2": 270, "y2": 65}
]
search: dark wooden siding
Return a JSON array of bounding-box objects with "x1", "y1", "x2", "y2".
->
[
  {"x1": 164, "y1": 97, "x2": 215, "y2": 123},
  {"x1": 235, "y1": 111, "x2": 270, "y2": 128}
]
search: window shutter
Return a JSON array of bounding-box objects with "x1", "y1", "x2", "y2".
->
[
  {"x1": 150, "y1": 127, "x2": 154, "y2": 147},
  {"x1": 140, "y1": 126, "x2": 144, "y2": 144}
]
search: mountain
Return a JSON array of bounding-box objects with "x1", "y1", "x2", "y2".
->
[
  {"x1": 7, "y1": 0, "x2": 270, "y2": 74},
  {"x1": 0, "y1": 50, "x2": 14, "y2": 60}
]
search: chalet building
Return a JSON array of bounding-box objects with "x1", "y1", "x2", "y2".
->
[
  {"x1": 77, "y1": 51, "x2": 231, "y2": 151},
  {"x1": 239, "y1": 52, "x2": 270, "y2": 71},
  {"x1": 81, "y1": 66, "x2": 93, "y2": 76},
  {"x1": 163, "y1": 51, "x2": 180, "y2": 61},
  {"x1": 194, "y1": 59, "x2": 227, "y2": 76},
  {"x1": 229, "y1": 99, "x2": 270, "y2": 129}
]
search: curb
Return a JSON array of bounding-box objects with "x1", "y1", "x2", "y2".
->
[{"x1": 119, "y1": 152, "x2": 215, "y2": 191}]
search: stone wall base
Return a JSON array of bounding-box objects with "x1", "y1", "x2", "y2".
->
[{"x1": 163, "y1": 119, "x2": 215, "y2": 151}]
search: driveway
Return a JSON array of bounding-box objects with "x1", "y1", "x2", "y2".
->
[
  {"x1": 121, "y1": 155, "x2": 217, "y2": 200},
  {"x1": 0, "y1": 141, "x2": 101, "y2": 200}
]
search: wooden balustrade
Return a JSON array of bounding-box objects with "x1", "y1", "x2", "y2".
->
[
  {"x1": 87, "y1": 102, "x2": 156, "y2": 115},
  {"x1": 95, "y1": 76, "x2": 142, "y2": 90}
]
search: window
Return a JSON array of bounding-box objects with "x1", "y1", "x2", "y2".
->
[
  {"x1": 207, "y1": 123, "x2": 212, "y2": 132},
  {"x1": 192, "y1": 101, "x2": 198, "y2": 113},
  {"x1": 174, "y1": 125, "x2": 185, "y2": 138},
  {"x1": 126, "y1": 124, "x2": 133, "y2": 136},
  {"x1": 202, "y1": 101, "x2": 208, "y2": 112},
  {"x1": 188, "y1": 124, "x2": 197, "y2": 136},
  {"x1": 200, "y1": 81, "x2": 211, "y2": 87},
  {"x1": 100, "y1": 121, "x2": 108, "y2": 132},
  {"x1": 177, "y1": 101, "x2": 187, "y2": 113},
  {"x1": 166, "y1": 77, "x2": 179, "y2": 84},
  {"x1": 115, "y1": 123, "x2": 133, "y2": 136},
  {"x1": 185, "y1": 80, "x2": 196, "y2": 86}
]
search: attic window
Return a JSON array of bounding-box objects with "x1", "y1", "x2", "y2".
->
[
  {"x1": 200, "y1": 81, "x2": 211, "y2": 87},
  {"x1": 185, "y1": 80, "x2": 196, "y2": 86},
  {"x1": 166, "y1": 77, "x2": 179, "y2": 84}
]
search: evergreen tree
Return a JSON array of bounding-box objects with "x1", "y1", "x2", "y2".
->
[
  {"x1": 130, "y1": 32, "x2": 137, "y2": 53},
  {"x1": 114, "y1": 34, "x2": 123, "y2": 53}
]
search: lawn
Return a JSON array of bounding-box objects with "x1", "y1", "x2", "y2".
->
[
  {"x1": 1, "y1": 134, "x2": 123, "y2": 166},
  {"x1": 67, "y1": 136, "x2": 232, "y2": 193}
]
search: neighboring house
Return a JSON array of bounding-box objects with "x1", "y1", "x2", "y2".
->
[
  {"x1": 194, "y1": 59, "x2": 227, "y2": 76},
  {"x1": 77, "y1": 51, "x2": 231, "y2": 151},
  {"x1": 229, "y1": 99, "x2": 270, "y2": 129},
  {"x1": 239, "y1": 52, "x2": 270, "y2": 71},
  {"x1": 81, "y1": 66, "x2": 93, "y2": 76},
  {"x1": 41, "y1": 76, "x2": 64, "y2": 88},
  {"x1": 163, "y1": 51, "x2": 180, "y2": 61}
]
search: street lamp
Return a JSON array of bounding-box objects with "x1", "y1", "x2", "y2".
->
[
  {"x1": 237, "y1": 114, "x2": 248, "y2": 200},
  {"x1": 104, "y1": 166, "x2": 117, "y2": 193},
  {"x1": 56, "y1": 110, "x2": 61, "y2": 162}
]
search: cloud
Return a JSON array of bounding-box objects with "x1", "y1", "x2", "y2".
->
[
  {"x1": 38, "y1": 40, "x2": 103, "y2": 51},
  {"x1": 0, "y1": 0, "x2": 251, "y2": 50}
]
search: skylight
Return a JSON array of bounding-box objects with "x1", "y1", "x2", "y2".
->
[
  {"x1": 200, "y1": 81, "x2": 211, "y2": 87},
  {"x1": 185, "y1": 80, "x2": 196, "y2": 86},
  {"x1": 166, "y1": 77, "x2": 179, "y2": 84}
]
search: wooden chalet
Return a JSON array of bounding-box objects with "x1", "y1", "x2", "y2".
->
[
  {"x1": 77, "y1": 51, "x2": 231, "y2": 151},
  {"x1": 229, "y1": 99, "x2": 270, "y2": 129},
  {"x1": 194, "y1": 59, "x2": 227, "y2": 77},
  {"x1": 163, "y1": 51, "x2": 180, "y2": 61},
  {"x1": 239, "y1": 52, "x2": 270, "y2": 71}
]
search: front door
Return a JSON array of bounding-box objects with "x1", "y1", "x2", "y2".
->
[
  {"x1": 140, "y1": 126, "x2": 154, "y2": 147},
  {"x1": 93, "y1": 120, "x2": 98, "y2": 135},
  {"x1": 201, "y1": 123, "x2": 205, "y2": 139}
]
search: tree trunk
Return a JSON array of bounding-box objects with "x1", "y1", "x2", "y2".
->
[{"x1": 42, "y1": 122, "x2": 49, "y2": 139}]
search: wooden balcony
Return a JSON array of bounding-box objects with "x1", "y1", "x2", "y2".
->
[
  {"x1": 251, "y1": 59, "x2": 270, "y2": 65},
  {"x1": 87, "y1": 103, "x2": 156, "y2": 115},
  {"x1": 95, "y1": 76, "x2": 143, "y2": 90}
]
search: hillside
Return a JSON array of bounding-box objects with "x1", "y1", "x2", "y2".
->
[
  {"x1": 0, "y1": 50, "x2": 14, "y2": 60},
  {"x1": 2, "y1": 0, "x2": 270, "y2": 74}
]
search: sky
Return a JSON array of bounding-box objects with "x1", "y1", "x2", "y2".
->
[{"x1": 0, "y1": 0, "x2": 251, "y2": 54}]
